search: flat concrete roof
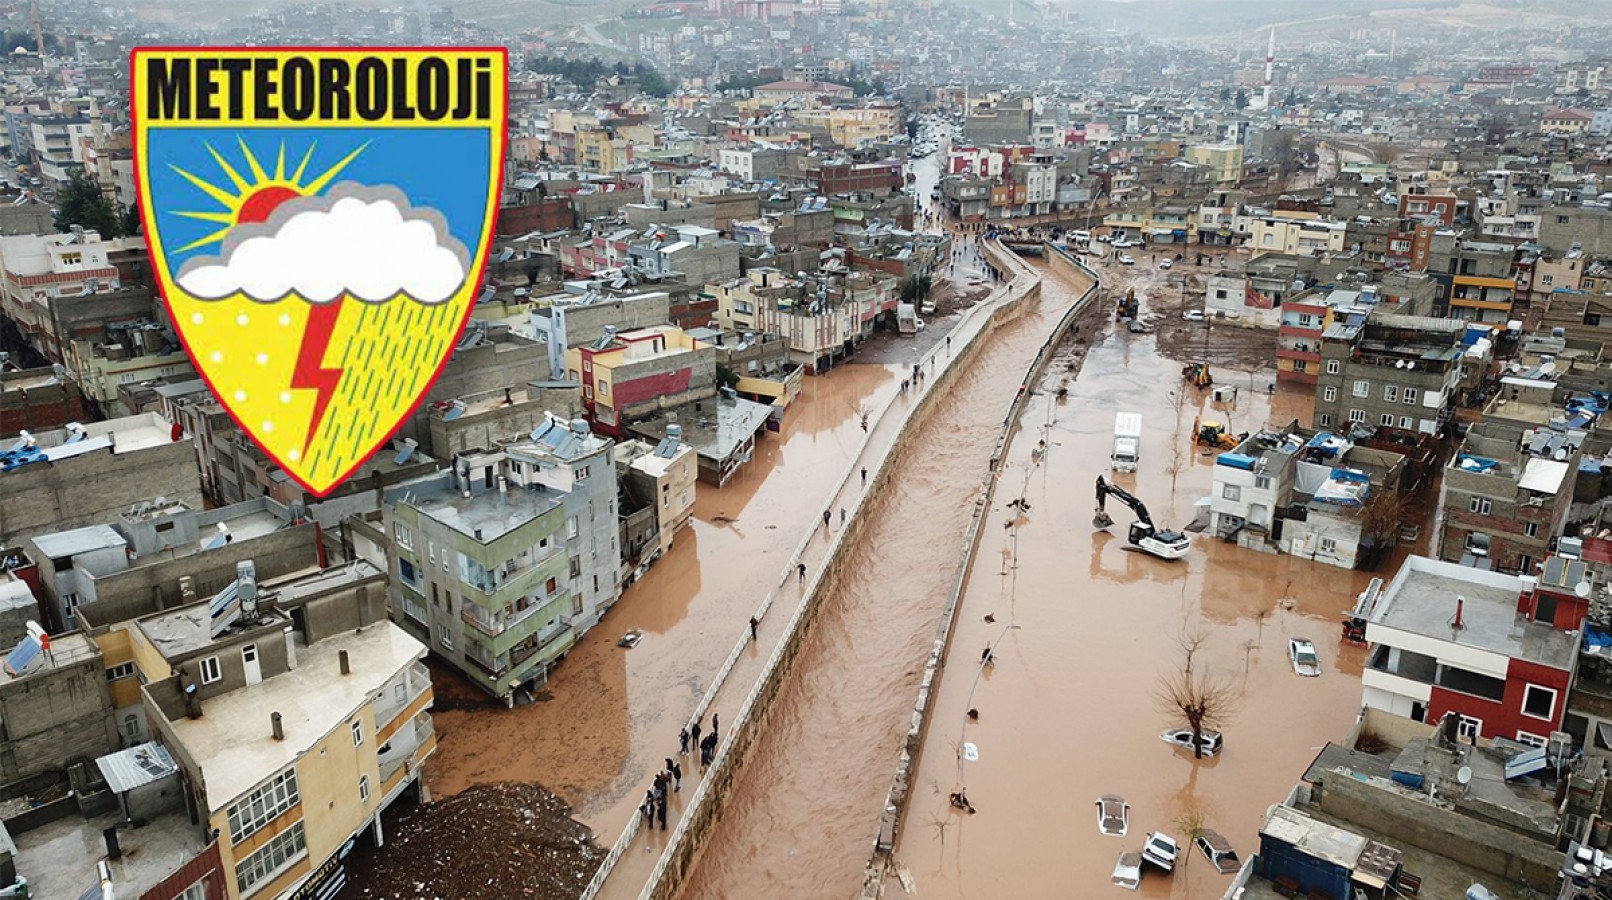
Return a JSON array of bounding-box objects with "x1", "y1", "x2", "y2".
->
[
  {"x1": 12, "y1": 809, "x2": 204, "y2": 900},
  {"x1": 632, "y1": 396, "x2": 772, "y2": 461},
  {"x1": 168, "y1": 622, "x2": 423, "y2": 813},
  {"x1": 1375, "y1": 556, "x2": 1576, "y2": 669},
  {"x1": 405, "y1": 479, "x2": 560, "y2": 544},
  {"x1": 1, "y1": 631, "x2": 98, "y2": 682},
  {"x1": 262, "y1": 560, "x2": 382, "y2": 607},
  {"x1": 137, "y1": 603, "x2": 289, "y2": 659},
  {"x1": 30, "y1": 524, "x2": 124, "y2": 560}
]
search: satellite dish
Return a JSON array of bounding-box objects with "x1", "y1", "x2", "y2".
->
[
  {"x1": 1578, "y1": 582, "x2": 1593, "y2": 598},
  {"x1": 1456, "y1": 765, "x2": 1472, "y2": 785}
]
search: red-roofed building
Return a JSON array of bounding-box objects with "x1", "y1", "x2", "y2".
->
[
  {"x1": 1541, "y1": 108, "x2": 1594, "y2": 136},
  {"x1": 753, "y1": 80, "x2": 854, "y2": 106}
]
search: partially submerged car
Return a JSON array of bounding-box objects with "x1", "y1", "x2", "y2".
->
[
  {"x1": 1142, "y1": 832, "x2": 1179, "y2": 871},
  {"x1": 1112, "y1": 851, "x2": 1142, "y2": 890},
  {"x1": 1160, "y1": 727, "x2": 1223, "y2": 756},
  {"x1": 1117, "y1": 253, "x2": 1136, "y2": 265},
  {"x1": 1182, "y1": 309, "x2": 1206, "y2": 321},
  {"x1": 1289, "y1": 638, "x2": 1322, "y2": 677},
  {"x1": 1096, "y1": 794, "x2": 1130, "y2": 836},
  {"x1": 1195, "y1": 830, "x2": 1241, "y2": 874}
]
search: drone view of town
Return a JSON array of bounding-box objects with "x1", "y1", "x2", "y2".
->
[{"x1": 7, "y1": 0, "x2": 1612, "y2": 898}]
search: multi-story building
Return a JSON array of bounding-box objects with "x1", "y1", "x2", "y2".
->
[
  {"x1": 1246, "y1": 210, "x2": 1348, "y2": 256},
  {"x1": 1361, "y1": 554, "x2": 1579, "y2": 743},
  {"x1": 1429, "y1": 239, "x2": 1518, "y2": 322},
  {"x1": 1440, "y1": 412, "x2": 1579, "y2": 575},
  {"x1": 1277, "y1": 288, "x2": 1366, "y2": 386},
  {"x1": 566, "y1": 325, "x2": 715, "y2": 437},
  {"x1": 0, "y1": 628, "x2": 119, "y2": 788},
  {"x1": 614, "y1": 428, "x2": 697, "y2": 560},
  {"x1": 0, "y1": 228, "x2": 126, "y2": 364},
  {"x1": 1311, "y1": 310, "x2": 1466, "y2": 435},
  {"x1": 710, "y1": 266, "x2": 897, "y2": 373},
  {"x1": 1183, "y1": 143, "x2": 1244, "y2": 187},
  {"x1": 380, "y1": 413, "x2": 620, "y2": 703}
]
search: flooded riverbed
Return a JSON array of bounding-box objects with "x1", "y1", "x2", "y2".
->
[{"x1": 673, "y1": 263, "x2": 1092, "y2": 899}]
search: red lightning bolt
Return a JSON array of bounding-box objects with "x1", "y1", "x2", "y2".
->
[{"x1": 290, "y1": 299, "x2": 345, "y2": 454}]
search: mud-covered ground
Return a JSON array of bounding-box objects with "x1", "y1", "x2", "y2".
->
[{"x1": 344, "y1": 782, "x2": 605, "y2": 900}]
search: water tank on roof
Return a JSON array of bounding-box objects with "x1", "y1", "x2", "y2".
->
[
  {"x1": 668, "y1": 424, "x2": 683, "y2": 442},
  {"x1": 570, "y1": 419, "x2": 590, "y2": 436}
]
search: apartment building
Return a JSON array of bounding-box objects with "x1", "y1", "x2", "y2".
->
[
  {"x1": 381, "y1": 414, "x2": 620, "y2": 703},
  {"x1": 1440, "y1": 414, "x2": 1579, "y2": 575},
  {"x1": 0, "y1": 228, "x2": 124, "y2": 364},
  {"x1": 710, "y1": 266, "x2": 897, "y2": 374},
  {"x1": 1312, "y1": 311, "x2": 1466, "y2": 436},
  {"x1": 1277, "y1": 288, "x2": 1368, "y2": 386},
  {"x1": 614, "y1": 428, "x2": 697, "y2": 560},
  {"x1": 1429, "y1": 239, "x2": 1518, "y2": 322},
  {"x1": 567, "y1": 325, "x2": 715, "y2": 437}
]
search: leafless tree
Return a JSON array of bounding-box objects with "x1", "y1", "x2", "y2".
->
[
  {"x1": 1155, "y1": 665, "x2": 1241, "y2": 760},
  {"x1": 1359, "y1": 487, "x2": 1411, "y2": 547},
  {"x1": 1176, "y1": 621, "x2": 1209, "y2": 676},
  {"x1": 1174, "y1": 799, "x2": 1209, "y2": 871},
  {"x1": 1370, "y1": 141, "x2": 1401, "y2": 169}
]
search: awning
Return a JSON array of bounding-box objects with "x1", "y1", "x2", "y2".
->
[{"x1": 96, "y1": 742, "x2": 178, "y2": 793}]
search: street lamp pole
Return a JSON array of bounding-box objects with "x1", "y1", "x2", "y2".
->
[{"x1": 1084, "y1": 185, "x2": 1108, "y2": 233}]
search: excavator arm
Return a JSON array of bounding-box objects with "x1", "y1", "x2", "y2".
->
[{"x1": 1094, "y1": 476, "x2": 1154, "y2": 531}]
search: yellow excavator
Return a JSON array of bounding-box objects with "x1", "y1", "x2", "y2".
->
[
  {"x1": 1192, "y1": 416, "x2": 1243, "y2": 450},
  {"x1": 1183, "y1": 362, "x2": 1213, "y2": 388}
]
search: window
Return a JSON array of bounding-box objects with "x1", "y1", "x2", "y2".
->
[
  {"x1": 568, "y1": 516, "x2": 579, "y2": 539},
  {"x1": 351, "y1": 720, "x2": 363, "y2": 746},
  {"x1": 575, "y1": 465, "x2": 590, "y2": 482},
  {"x1": 1383, "y1": 385, "x2": 1399, "y2": 403},
  {"x1": 234, "y1": 821, "x2": 306, "y2": 894},
  {"x1": 1589, "y1": 314, "x2": 1603, "y2": 327},
  {"x1": 359, "y1": 775, "x2": 370, "y2": 802},
  {"x1": 571, "y1": 594, "x2": 584, "y2": 616},
  {"x1": 1403, "y1": 388, "x2": 1419, "y2": 405},
  {"x1": 1325, "y1": 360, "x2": 1340, "y2": 375},
  {"x1": 395, "y1": 523, "x2": 413, "y2": 551},
  {"x1": 1222, "y1": 484, "x2": 1241, "y2": 501},
  {"x1": 1298, "y1": 314, "x2": 1316, "y2": 327},
  {"x1": 1320, "y1": 537, "x2": 1337, "y2": 553},
  {"x1": 1400, "y1": 416, "x2": 1414, "y2": 429},
  {"x1": 545, "y1": 576, "x2": 558, "y2": 594},
  {"x1": 1255, "y1": 475, "x2": 1272, "y2": 490},
  {"x1": 1558, "y1": 215, "x2": 1570, "y2": 224},
  {"x1": 1352, "y1": 380, "x2": 1369, "y2": 398},
  {"x1": 1468, "y1": 496, "x2": 1493, "y2": 515},
  {"x1": 1293, "y1": 360, "x2": 1308, "y2": 373},
  {"x1": 226, "y1": 767, "x2": 299, "y2": 844},
  {"x1": 399, "y1": 558, "x2": 416, "y2": 584},
  {"x1": 106, "y1": 662, "x2": 135, "y2": 681},
  {"x1": 1380, "y1": 414, "x2": 1394, "y2": 426},
  {"x1": 199, "y1": 656, "x2": 222, "y2": 685},
  {"x1": 1541, "y1": 274, "x2": 1554, "y2": 286},
  {"x1": 1457, "y1": 715, "x2": 1482, "y2": 739},
  {"x1": 1516, "y1": 731, "x2": 1548, "y2": 748},
  {"x1": 1524, "y1": 522, "x2": 1540, "y2": 538},
  {"x1": 597, "y1": 380, "x2": 609, "y2": 397},
  {"x1": 438, "y1": 628, "x2": 453, "y2": 651},
  {"x1": 177, "y1": 880, "x2": 208, "y2": 900},
  {"x1": 569, "y1": 556, "x2": 581, "y2": 578},
  {"x1": 1523, "y1": 684, "x2": 1557, "y2": 720},
  {"x1": 1318, "y1": 414, "x2": 1333, "y2": 427},
  {"x1": 123, "y1": 714, "x2": 141, "y2": 739},
  {"x1": 1323, "y1": 386, "x2": 1337, "y2": 402},
  {"x1": 1348, "y1": 409, "x2": 1366, "y2": 424}
]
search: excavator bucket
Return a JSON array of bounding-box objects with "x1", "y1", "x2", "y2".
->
[{"x1": 1094, "y1": 507, "x2": 1114, "y2": 529}]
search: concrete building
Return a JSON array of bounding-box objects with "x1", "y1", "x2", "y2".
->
[
  {"x1": 0, "y1": 228, "x2": 126, "y2": 364},
  {"x1": 0, "y1": 629, "x2": 119, "y2": 789},
  {"x1": 614, "y1": 428, "x2": 697, "y2": 560},
  {"x1": 379, "y1": 414, "x2": 620, "y2": 702},
  {"x1": 527, "y1": 290, "x2": 673, "y2": 383},
  {"x1": 1361, "y1": 554, "x2": 1579, "y2": 744},
  {"x1": 120, "y1": 560, "x2": 434, "y2": 900},
  {"x1": 1183, "y1": 143, "x2": 1244, "y2": 187},
  {"x1": 567, "y1": 325, "x2": 715, "y2": 437},
  {"x1": 1312, "y1": 311, "x2": 1466, "y2": 436},
  {"x1": 0, "y1": 364, "x2": 91, "y2": 433},
  {"x1": 1, "y1": 413, "x2": 203, "y2": 548},
  {"x1": 1277, "y1": 288, "x2": 1366, "y2": 386},
  {"x1": 1247, "y1": 211, "x2": 1349, "y2": 256},
  {"x1": 629, "y1": 391, "x2": 773, "y2": 488},
  {"x1": 710, "y1": 266, "x2": 898, "y2": 373}
]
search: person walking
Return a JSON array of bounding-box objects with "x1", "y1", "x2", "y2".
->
[
  {"x1": 749, "y1": 616, "x2": 759, "y2": 641},
  {"x1": 861, "y1": 467, "x2": 868, "y2": 487},
  {"x1": 679, "y1": 727, "x2": 690, "y2": 755},
  {"x1": 671, "y1": 760, "x2": 682, "y2": 791},
  {"x1": 641, "y1": 791, "x2": 655, "y2": 825},
  {"x1": 839, "y1": 507, "x2": 846, "y2": 526},
  {"x1": 823, "y1": 509, "x2": 832, "y2": 531},
  {"x1": 797, "y1": 561, "x2": 807, "y2": 583},
  {"x1": 657, "y1": 797, "x2": 668, "y2": 831},
  {"x1": 665, "y1": 757, "x2": 675, "y2": 783},
  {"x1": 712, "y1": 713, "x2": 720, "y2": 736},
  {"x1": 690, "y1": 718, "x2": 702, "y2": 750}
]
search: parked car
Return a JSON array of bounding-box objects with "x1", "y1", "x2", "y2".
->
[
  {"x1": 1142, "y1": 832, "x2": 1179, "y2": 871},
  {"x1": 1097, "y1": 234, "x2": 1113, "y2": 243},
  {"x1": 1195, "y1": 831, "x2": 1241, "y2": 874},
  {"x1": 1182, "y1": 309, "x2": 1206, "y2": 322},
  {"x1": 1096, "y1": 794, "x2": 1130, "y2": 836},
  {"x1": 1159, "y1": 258, "x2": 1173, "y2": 269},
  {"x1": 1117, "y1": 254, "x2": 1135, "y2": 265},
  {"x1": 1289, "y1": 638, "x2": 1322, "y2": 677},
  {"x1": 1112, "y1": 851, "x2": 1143, "y2": 890},
  {"x1": 1160, "y1": 727, "x2": 1223, "y2": 756}
]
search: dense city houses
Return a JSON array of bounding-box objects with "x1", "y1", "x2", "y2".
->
[{"x1": 3, "y1": 0, "x2": 1612, "y2": 898}]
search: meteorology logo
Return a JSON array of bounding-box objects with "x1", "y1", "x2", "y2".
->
[{"x1": 133, "y1": 47, "x2": 507, "y2": 497}]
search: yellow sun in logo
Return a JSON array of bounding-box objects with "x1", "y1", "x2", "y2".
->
[{"x1": 168, "y1": 137, "x2": 369, "y2": 252}]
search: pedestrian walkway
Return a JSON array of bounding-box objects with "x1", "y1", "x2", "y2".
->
[{"x1": 586, "y1": 240, "x2": 1042, "y2": 900}]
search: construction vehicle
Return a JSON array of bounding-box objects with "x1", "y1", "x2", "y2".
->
[
  {"x1": 1115, "y1": 288, "x2": 1139, "y2": 322},
  {"x1": 1192, "y1": 416, "x2": 1244, "y2": 451},
  {"x1": 1093, "y1": 476, "x2": 1192, "y2": 560},
  {"x1": 1183, "y1": 362, "x2": 1213, "y2": 388}
]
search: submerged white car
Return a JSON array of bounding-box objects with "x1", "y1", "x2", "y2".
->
[
  {"x1": 1112, "y1": 851, "x2": 1142, "y2": 890},
  {"x1": 1142, "y1": 832, "x2": 1180, "y2": 871},
  {"x1": 1096, "y1": 794, "x2": 1129, "y2": 836},
  {"x1": 1289, "y1": 638, "x2": 1322, "y2": 677},
  {"x1": 1160, "y1": 727, "x2": 1223, "y2": 756}
]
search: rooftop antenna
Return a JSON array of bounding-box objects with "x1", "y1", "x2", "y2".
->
[{"x1": 30, "y1": 0, "x2": 45, "y2": 59}]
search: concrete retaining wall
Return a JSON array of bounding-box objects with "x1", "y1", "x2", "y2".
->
[
  {"x1": 859, "y1": 242, "x2": 1098, "y2": 894},
  {"x1": 603, "y1": 247, "x2": 1047, "y2": 900}
]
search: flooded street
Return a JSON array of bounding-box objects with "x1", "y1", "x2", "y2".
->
[
  {"x1": 889, "y1": 261, "x2": 1388, "y2": 899},
  {"x1": 674, "y1": 260, "x2": 1090, "y2": 899},
  {"x1": 424, "y1": 362, "x2": 899, "y2": 830}
]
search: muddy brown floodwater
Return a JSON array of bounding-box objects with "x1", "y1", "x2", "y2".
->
[
  {"x1": 423, "y1": 362, "x2": 898, "y2": 830},
  {"x1": 889, "y1": 261, "x2": 1410, "y2": 900},
  {"x1": 674, "y1": 262, "x2": 1091, "y2": 899}
]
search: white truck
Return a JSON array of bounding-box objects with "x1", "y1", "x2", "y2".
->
[{"x1": 1112, "y1": 412, "x2": 1142, "y2": 472}]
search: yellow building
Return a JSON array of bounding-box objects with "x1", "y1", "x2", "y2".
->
[
  {"x1": 566, "y1": 325, "x2": 715, "y2": 437},
  {"x1": 116, "y1": 560, "x2": 434, "y2": 900},
  {"x1": 1184, "y1": 143, "x2": 1245, "y2": 187},
  {"x1": 827, "y1": 104, "x2": 901, "y2": 149}
]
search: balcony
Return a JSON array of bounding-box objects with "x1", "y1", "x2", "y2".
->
[
  {"x1": 373, "y1": 661, "x2": 431, "y2": 733},
  {"x1": 460, "y1": 549, "x2": 564, "y2": 611},
  {"x1": 1276, "y1": 347, "x2": 1321, "y2": 363},
  {"x1": 379, "y1": 712, "x2": 436, "y2": 793}
]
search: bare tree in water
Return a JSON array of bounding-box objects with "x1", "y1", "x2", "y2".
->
[
  {"x1": 1174, "y1": 799, "x2": 1209, "y2": 871},
  {"x1": 1155, "y1": 638, "x2": 1241, "y2": 759}
]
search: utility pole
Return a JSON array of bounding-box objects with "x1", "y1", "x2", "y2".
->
[{"x1": 31, "y1": 0, "x2": 45, "y2": 58}]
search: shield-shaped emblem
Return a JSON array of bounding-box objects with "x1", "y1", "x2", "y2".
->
[{"x1": 133, "y1": 48, "x2": 506, "y2": 497}]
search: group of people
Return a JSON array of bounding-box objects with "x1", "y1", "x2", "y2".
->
[{"x1": 643, "y1": 714, "x2": 726, "y2": 832}]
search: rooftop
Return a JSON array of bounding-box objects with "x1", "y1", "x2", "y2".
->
[
  {"x1": 11, "y1": 808, "x2": 205, "y2": 900},
  {"x1": 29, "y1": 523, "x2": 124, "y2": 560},
  {"x1": 631, "y1": 395, "x2": 772, "y2": 462},
  {"x1": 402, "y1": 476, "x2": 561, "y2": 544},
  {"x1": 1261, "y1": 803, "x2": 1367, "y2": 870},
  {"x1": 137, "y1": 602, "x2": 289, "y2": 659},
  {"x1": 167, "y1": 621, "x2": 424, "y2": 813},
  {"x1": 1, "y1": 630, "x2": 98, "y2": 682},
  {"x1": 260, "y1": 559, "x2": 382, "y2": 608},
  {"x1": 1372, "y1": 556, "x2": 1577, "y2": 669}
]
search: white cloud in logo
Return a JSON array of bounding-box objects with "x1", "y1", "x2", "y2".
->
[{"x1": 176, "y1": 183, "x2": 470, "y2": 304}]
